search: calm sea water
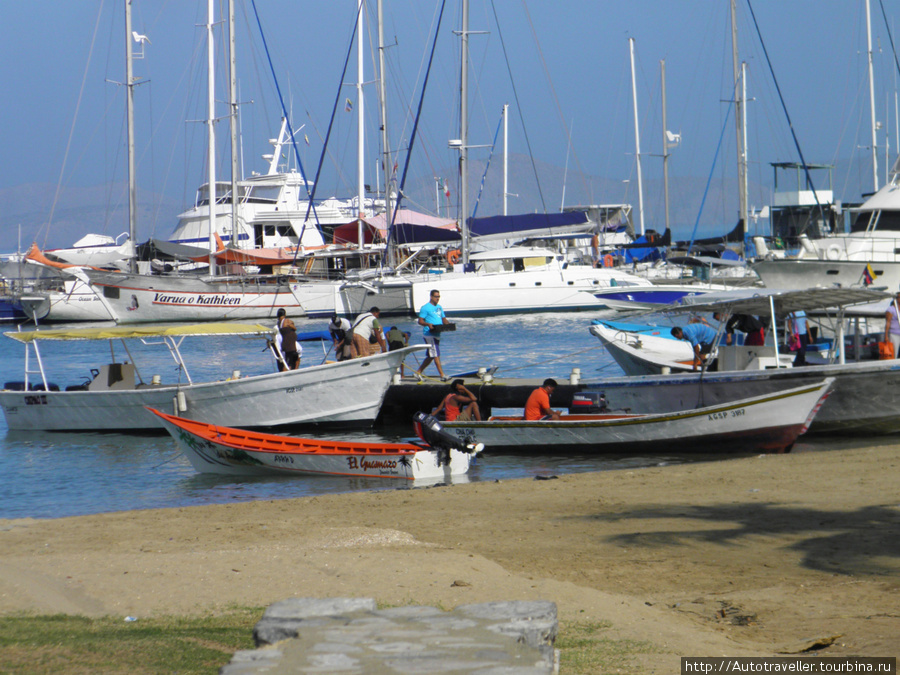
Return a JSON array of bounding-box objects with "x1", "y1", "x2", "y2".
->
[{"x1": 0, "y1": 311, "x2": 819, "y2": 520}]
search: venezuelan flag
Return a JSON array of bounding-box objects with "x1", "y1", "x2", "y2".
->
[{"x1": 863, "y1": 263, "x2": 877, "y2": 285}]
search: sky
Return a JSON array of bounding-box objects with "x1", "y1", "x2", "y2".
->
[{"x1": 1, "y1": 0, "x2": 898, "y2": 246}]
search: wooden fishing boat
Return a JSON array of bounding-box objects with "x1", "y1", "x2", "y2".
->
[
  {"x1": 440, "y1": 379, "x2": 833, "y2": 453},
  {"x1": 150, "y1": 408, "x2": 481, "y2": 479}
]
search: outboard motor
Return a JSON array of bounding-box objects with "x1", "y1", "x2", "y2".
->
[{"x1": 412, "y1": 412, "x2": 483, "y2": 466}]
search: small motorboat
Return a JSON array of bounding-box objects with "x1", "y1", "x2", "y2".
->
[
  {"x1": 440, "y1": 379, "x2": 834, "y2": 454},
  {"x1": 149, "y1": 408, "x2": 482, "y2": 480}
]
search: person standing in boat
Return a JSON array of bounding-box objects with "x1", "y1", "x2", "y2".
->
[
  {"x1": 414, "y1": 289, "x2": 450, "y2": 381},
  {"x1": 524, "y1": 378, "x2": 562, "y2": 420},
  {"x1": 328, "y1": 314, "x2": 352, "y2": 361},
  {"x1": 713, "y1": 312, "x2": 765, "y2": 346},
  {"x1": 274, "y1": 308, "x2": 300, "y2": 371},
  {"x1": 349, "y1": 307, "x2": 386, "y2": 358},
  {"x1": 671, "y1": 323, "x2": 717, "y2": 371},
  {"x1": 788, "y1": 310, "x2": 809, "y2": 367},
  {"x1": 386, "y1": 326, "x2": 411, "y2": 377},
  {"x1": 884, "y1": 291, "x2": 900, "y2": 358},
  {"x1": 433, "y1": 379, "x2": 482, "y2": 422}
]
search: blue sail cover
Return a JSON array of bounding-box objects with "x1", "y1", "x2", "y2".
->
[
  {"x1": 390, "y1": 224, "x2": 461, "y2": 245},
  {"x1": 468, "y1": 211, "x2": 590, "y2": 241},
  {"x1": 623, "y1": 235, "x2": 664, "y2": 264}
]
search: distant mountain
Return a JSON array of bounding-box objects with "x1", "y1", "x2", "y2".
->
[
  {"x1": 0, "y1": 183, "x2": 182, "y2": 253},
  {"x1": 1, "y1": 153, "x2": 872, "y2": 253}
]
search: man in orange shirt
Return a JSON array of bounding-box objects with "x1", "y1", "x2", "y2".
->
[{"x1": 524, "y1": 378, "x2": 562, "y2": 420}]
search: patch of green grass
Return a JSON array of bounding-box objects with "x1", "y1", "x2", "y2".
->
[
  {"x1": 0, "y1": 608, "x2": 263, "y2": 675},
  {"x1": 0, "y1": 610, "x2": 661, "y2": 674},
  {"x1": 557, "y1": 620, "x2": 659, "y2": 674}
]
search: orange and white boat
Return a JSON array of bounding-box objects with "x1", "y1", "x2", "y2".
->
[{"x1": 149, "y1": 408, "x2": 481, "y2": 480}]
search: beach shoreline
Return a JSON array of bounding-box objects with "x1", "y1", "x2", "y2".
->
[{"x1": 1, "y1": 440, "x2": 898, "y2": 673}]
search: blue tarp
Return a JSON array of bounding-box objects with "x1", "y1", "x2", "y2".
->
[
  {"x1": 390, "y1": 224, "x2": 461, "y2": 245},
  {"x1": 623, "y1": 235, "x2": 664, "y2": 264},
  {"x1": 468, "y1": 211, "x2": 589, "y2": 240}
]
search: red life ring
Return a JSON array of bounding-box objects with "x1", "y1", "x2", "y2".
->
[
  {"x1": 446, "y1": 249, "x2": 462, "y2": 265},
  {"x1": 603, "y1": 254, "x2": 614, "y2": 268}
]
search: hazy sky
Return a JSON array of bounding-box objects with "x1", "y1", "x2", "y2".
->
[{"x1": 1, "y1": 1, "x2": 897, "y2": 241}]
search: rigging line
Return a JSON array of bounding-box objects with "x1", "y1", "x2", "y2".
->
[
  {"x1": 387, "y1": 0, "x2": 446, "y2": 234},
  {"x1": 517, "y1": 0, "x2": 591, "y2": 210},
  {"x1": 745, "y1": 0, "x2": 824, "y2": 233},
  {"x1": 687, "y1": 100, "x2": 733, "y2": 254},
  {"x1": 471, "y1": 109, "x2": 504, "y2": 219},
  {"x1": 489, "y1": 0, "x2": 545, "y2": 213},
  {"x1": 44, "y1": 0, "x2": 107, "y2": 248},
  {"x1": 293, "y1": 0, "x2": 362, "y2": 238},
  {"x1": 249, "y1": 0, "x2": 321, "y2": 233},
  {"x1": 877, "y1": 0, "x2": 900, "y2": 82}
]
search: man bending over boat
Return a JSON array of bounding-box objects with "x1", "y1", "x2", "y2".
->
[
  {"x1": 671, "y1": 323, "x2": 717, "y2": 371},
  {"x1": 524, "y1": 379, "x2": 562, "y2": 420},
  {"x1": 433, "y1": 379, "x2": 482, "y2": 422}
]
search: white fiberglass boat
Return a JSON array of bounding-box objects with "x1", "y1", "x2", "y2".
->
[{"x1": 0, "y1": 323, "x2": 424, "y2": 431}]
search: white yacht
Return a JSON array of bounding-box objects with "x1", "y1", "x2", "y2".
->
[{"x1": 753, "y1": 157, "x2": 900, "y2": 290}]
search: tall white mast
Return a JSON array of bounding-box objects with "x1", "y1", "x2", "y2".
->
[
  {"x1": 377, "y1": 0, "x2": 393, "y2": 265},
  {"x1": 206, "y1": 0, "x2": 217, "y2": 271},
  {"x1": 660, "y1": 59, "x2": 670, "y2": 233},
  {"x1": 503, "y1": 103, "x2": 509, "y2": 216},
  {"x1": 459, "y1": 0, "x2": 470, "y2": 263},
  {"x1": 731, "y1": 0, "x2": 747, "y2": 233},
  {"x1": 629, "y1": 37, "x2": 645, "y2": 236},
  {"x1": 125, "y1": 0, "x2": 137, "y2": 273},
  {"x1": 865, "y1": 0, "x2": 879, "y2": 192},
  {"x1": 741, "y1": 61, "x2": 749, "y2": 234},
  {"x1": 228, "y1": 0, "x2": 239, "y2": 248},
  {"x1": 356, "y1": 0, "x2": 366, "y2": 251}
]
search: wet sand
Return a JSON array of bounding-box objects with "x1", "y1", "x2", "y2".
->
[{"x1": 0, "y1": 438, "x2": 898, "y2": 673}]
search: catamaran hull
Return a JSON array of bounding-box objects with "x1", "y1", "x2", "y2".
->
[
  {"x1": 0, "y1": 348, "x2": 414, "y2": 432},
  {"x1": 442, "y1": 380, "x2": 831, "y2": 452},
  {"x1": 154, "y1": 412, "x2": 473, "y2": 480}
]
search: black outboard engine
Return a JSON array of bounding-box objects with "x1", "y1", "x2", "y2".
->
[{"x1": 412, "y1": 412, "x2": 482, "y2": 466}]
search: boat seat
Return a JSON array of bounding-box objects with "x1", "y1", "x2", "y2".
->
[{"x1": 87, "y1": 363, "x2": 136, "y2": 391}]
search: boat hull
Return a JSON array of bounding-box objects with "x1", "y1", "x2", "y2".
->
[
  {"x1": 0, "y1": 347, "x2": 419, "y2": 431},
  {"x1": 81, "y1": 270, "x2": 305, "y2": 323},
  {"x1": 152, "y1": 408, "x2": 473, "y2": 479},
  {"x1": 442, "y1": 380, "x2": 831, "y2": 452}
]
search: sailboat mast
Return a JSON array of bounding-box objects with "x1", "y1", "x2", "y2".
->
[
  {"x1": 125, "y1": 0, "x2": 137, "y2": 273},
  {"x1": 731, "y1": 0, "x2": 747, "y2": 234},
  {"x1": 228, "y1": 0, "x2": 239, "y2": 248},
  {"x1": 865, "y1": 0, "x2": 879, "y2": 192},
  {"x1": 503, "y1": 103, "x2": 508, "y2": 216},
  {"x1": 460, "y1": 0, "x2": 470, "y2": 264},
  {"x1": 629, "y1": 37, "x2": 645, "y2": 236},
  {"x1": 377, "y1": 0, "x2": 393, "y2": 266},
  {"x1": 206, "y1": 0, "x2": 217, "y2": 271},
  {"x1": 660, "y1": 59, "x2": 670, "y2": 233},
  {"x1": 357, "y1": 0, "x2": 366, "y2": 251}
]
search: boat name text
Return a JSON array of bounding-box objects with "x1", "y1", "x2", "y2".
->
[
  {"x1": 347, "y1": 457, "x2": 400, "y2": 472},
  {"x1": 152, "y1": 293, "x2": 241, "y2": 306},
  {"x1": 708, "y1": 408, "x2": 745, "y2": 421}
]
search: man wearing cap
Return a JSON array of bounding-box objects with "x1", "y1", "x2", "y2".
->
[
  {"x1": 328, "y1": 314, "x2": 352, "y2": 361},
  {"x1": 274, "y1": 308, "x2": 300, "y2": 371}
]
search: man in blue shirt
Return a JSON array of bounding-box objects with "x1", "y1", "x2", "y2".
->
[
  {"x1": 414, "y1": 289, "x2": 450, "y2": 381},
  {"x1": 671, "y1": 322, "x2": 718, "y2": 371}
]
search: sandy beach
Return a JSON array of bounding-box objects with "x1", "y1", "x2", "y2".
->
[{"x1": 1, "y1": 438, "x2": 898, "y2": 673}]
